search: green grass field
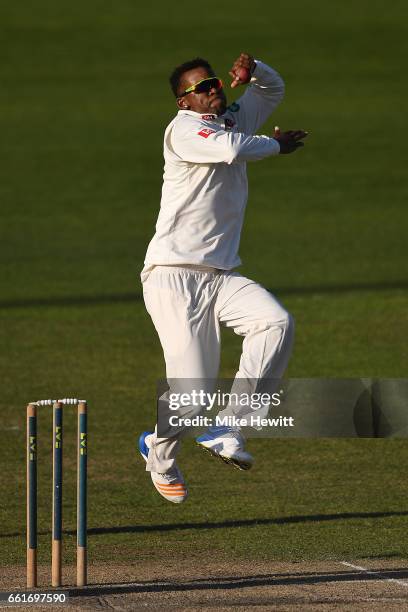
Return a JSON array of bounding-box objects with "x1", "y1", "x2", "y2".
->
[{"x1": 1, "y1": 0, "x2": 408, "y2": 573}]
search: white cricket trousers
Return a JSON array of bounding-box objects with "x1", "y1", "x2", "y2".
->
[{"x1": 141, "y1": 264, "x2": 294, "y2": 473}]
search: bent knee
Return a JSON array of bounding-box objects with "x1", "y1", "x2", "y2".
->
[
  {"x1": 242, "y1": 308, "x2": 295, "y2": 338},
  {"x1": 264, "y1": 310, "x2": 294, "y2": 333}
]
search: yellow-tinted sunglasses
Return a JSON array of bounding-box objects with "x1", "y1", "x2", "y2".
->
[{"x1": 178, "y1": 77, "x2": 223, "y2": 97}]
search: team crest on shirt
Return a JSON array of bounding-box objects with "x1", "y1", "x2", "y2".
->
[
  {"x1": 198, "y1": 128, "x2": 215, "y2": 138},
  {"x1": 227, "y1": 102, "x2": 240, "y2": 112},
  {"x1": 224, "y1": 118, "x2": 235, "y2": 130}
]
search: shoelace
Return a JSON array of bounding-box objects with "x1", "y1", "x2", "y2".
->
[{"x1": 223, "y1": 430, "x2": 244, "y2": 443}]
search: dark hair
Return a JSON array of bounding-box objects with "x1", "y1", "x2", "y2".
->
[{"x1": 169, "y1": 58, "x2": 213, "y2": 97}]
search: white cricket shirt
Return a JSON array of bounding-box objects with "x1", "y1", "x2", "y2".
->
[{"x1": 143, "y1": 61, "x2": 284, "y2": 273}]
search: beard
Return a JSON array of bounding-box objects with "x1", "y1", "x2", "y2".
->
[{"x1": 210, "y1": 95, "x2": 227, "y2": 116}]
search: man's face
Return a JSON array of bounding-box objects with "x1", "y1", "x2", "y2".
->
[{"x1": 177, "y1": 67, "x2": 227, "y2": 116}]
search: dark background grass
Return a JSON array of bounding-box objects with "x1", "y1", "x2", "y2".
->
[{"x1": 1, "y1": 0, "x2": 407, "y2": 569}]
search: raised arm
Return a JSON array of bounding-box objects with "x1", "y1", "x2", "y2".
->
[{"x1": 229, "y1": 53, "x2": 285, "y2": 134}]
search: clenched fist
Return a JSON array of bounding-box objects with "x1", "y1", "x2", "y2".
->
[{"x1": 229, "y1": 53, "x2": 256, "y2": 88}]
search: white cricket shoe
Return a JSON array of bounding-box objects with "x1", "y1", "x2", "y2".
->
[
  {"x1": 138, "y1": 431, "x2": 188, "y2": 504},
  {"x1": 196, "y1": 426, "x2": 253, "y2": 470}
]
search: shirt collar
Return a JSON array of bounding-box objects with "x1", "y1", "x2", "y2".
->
[{"x1": 178, "y1": 110, "x2": 221, "y2": 120}]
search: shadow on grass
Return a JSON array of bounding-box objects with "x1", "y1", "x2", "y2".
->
[
  {"x1": 86, "y1": 510, "x2": 408, "y2": 536},
  {"x1": 2, "y1": 510, "x2": 408, "y2": 539},
  {"x1": 68, "y1": 567, "x2": 408, "y2": 597},
  {"x1": 1, "y1": 279, "x2": 408, "y2": 310}
]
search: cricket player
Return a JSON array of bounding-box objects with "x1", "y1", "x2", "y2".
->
[{"x1": 139, "y1": 52, "x2": 307, "y2": 503}]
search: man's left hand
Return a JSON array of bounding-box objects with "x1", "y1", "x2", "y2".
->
[{"x1": 229, "y1": 53, "x2": 256, "y2": 88}]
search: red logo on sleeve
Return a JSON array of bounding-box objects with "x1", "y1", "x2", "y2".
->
[{"x1": 198, "y1": 128, "x2": 215, "y2": 138}]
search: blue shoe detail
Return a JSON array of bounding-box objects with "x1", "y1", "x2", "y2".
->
[
  {"x1": 195, "y1": 433, "x2": 212, "y2": 444},
  {"x1": 196, "y1": 427, "x2": 229, "y2": 444},
  {"x1": 139, "y1": 431, "x2": 153, "y2": 462}
]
